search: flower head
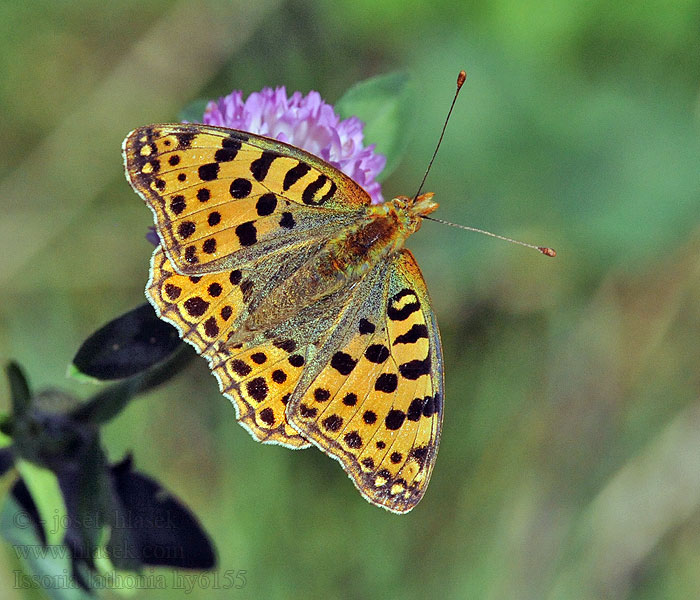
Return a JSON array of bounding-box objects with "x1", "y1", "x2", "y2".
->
[{"x1": 203, "y1": 86, "x2": 385, "y2": 204}]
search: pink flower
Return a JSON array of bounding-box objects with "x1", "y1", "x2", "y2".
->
[{"x1": 203, "y1": 87, "x2": 385, "y2": 204}]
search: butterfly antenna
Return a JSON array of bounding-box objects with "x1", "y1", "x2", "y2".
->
[
  {"x1": 422, "y1": 215, "x2": 556, "y2": 257},
  {"x1": 415, "y1": 70, "x2": 556, "y2": 258},
  {"x1": 413, "y1": 70, "x2": 467, "y2": 202}
]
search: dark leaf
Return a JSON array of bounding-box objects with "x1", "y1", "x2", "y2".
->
[
  {"x1": 10, "y1": 477, "x2": 47, "y2": 546},
  {"x1": 71, "y1": 344, "x2": 194, "y2": 425},
  {"x1": 72, "y1": 303, "x2": 181, "y2": 380},
  {"x1": 6, "y1": 361, "x2": 31, "y2": 417},
  {"x1": 109, "y1": 455, "x2": 216, "y2": 569},
  {"x1": 0, "y1": 448, "x2": 14, "y2": 476}
]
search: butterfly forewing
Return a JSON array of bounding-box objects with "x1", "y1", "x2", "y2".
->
[
  {"x1": 123, "y1": 124, "x2": 371, "y2": 275},
  {"x1": 286, "y1": 249, "x2": 444, "y2": 513}
]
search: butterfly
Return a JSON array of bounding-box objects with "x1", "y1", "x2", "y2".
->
[{"x1": 122, "y1": 123, "x2": 443, "y2": 513}]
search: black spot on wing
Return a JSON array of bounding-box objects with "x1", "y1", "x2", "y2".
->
[
  {"x1": 214, "y1": 147, "x2": 238, "y2": 162},
  {"x1": 198, "y1": 163, "x2": 219, "y2": 181},
  {"x1": 433, "y1": 393, "x2": 442, "y2": 415},
  {"x1": 170, "y1": 195, "x2": 186, "y2": 215},
  {"x1": 283, "y1": 161, "x2": 311, "y2": 190},
  {"x1": 302, "y1": 174, "x2": 336, "y2": 206},
  {"x1": 184, "y1": 297, "x2": 208, "y2": 317},
  {"x1": 385, "y1": 409, "x2": 406, "y2": 430},
  {"x1": 246, "y1": 377, "x2": 268, "y2": 402},
  {"x1": 176, "y1": 132, "x2": 195, "y2": 149},
  {"x1": 250, "y1": 151, "x2": 278, "y2": 181},
  {"x1": 164, "y1": 284, "x2": 181, "y2": 300},
  {"x1": 365, "y1": 344, "x2": 389, "y2": 364},
  {"x1": 330, "y1": 352, "x2": 357, "y2": 376},
  {"x1": 230, "y1": 359, "x2": 251, "y2": 377},
  {"x1": 235, "y1": 221, "x2": 257, "y2": 246},
  {"x1": 288, "y1": 354, "x2": 304, "y2": 367},
  {"x1": 359, "y1": 318, "x2": 375, "y2": 334},
  {"x1": 398, "y1": 355, "x2": 431, "y2": 380},
  {"x1": 202, "y1": 238, "x2": 216, "y2": 254},
  {"x1": 178, "y1": 221, "x2": 195, "y2": 239},
  {"x1": 410, "y1": 446, "x2": 429, "y2": 467},
  {"x1": 375, "y1": 373, "x2": 398, "y2": 393},
  {"x1": 184, "y1": 246, "x2": 198, "y2": 264},
  {"x1": 407, "y1": 398, "x2": 424, "y2": 421},
  {"x1": 279, "y1": 212, "x2": 295, "y2": 229},
  {"x1": 387, "y1": 289, "x2": 420, "y2": 321},
  {"x1": 323, "y1": 414, "x2": 343, "y2": 432},
  {"x1": 314, "y1": 388, "x2": 331, "y2": 402},
  {"x1": 255, "y1": 193, "x2": 277, "y2": 216},
  {"x1": 204, "y1": 317, "x2": 219, "y2": 338},
  {"x1": 363, "y1": 411, "x2": 377, "y2": 424},
  {"x1": 259, "y1": 407, "x2": 275, "y2": 426},
  {"x1": 299, "y1": 403, "x2": 317, "y2": 418},
  {"x1": 250, "y1": 352, "x2": 267, "y2": 364},
  {"x1": 423, "y1": 394, "x2": 440, "y2": 417},
  {"x1": 344, "y1": 431, "x2": 362, "y2": 449},
  {"x1": 230, "y1": 178, "x2": 252, "y2": 199},
  {"x1": 394, "y1": 324, "x2": 429, "y2": 345},
  {"x1": 222, "y1": 136, "x2": 244, "y2": 149}
]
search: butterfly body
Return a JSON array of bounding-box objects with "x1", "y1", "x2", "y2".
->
[
  {"x1": 124, "y1": 123, "x2": 444, "y2": 513},
  {"x1": 233, "y1": 194, "x2": 438, "y2": 345}
]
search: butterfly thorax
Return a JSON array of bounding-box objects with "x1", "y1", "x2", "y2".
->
[
  {"x1": 233, "y1": 193, "x2": 438, "y2": 343},
  {"x1": 325, "y1": 193, "x2": 438, "y2": 277}
]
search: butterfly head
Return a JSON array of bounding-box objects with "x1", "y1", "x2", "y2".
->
[{"x1": 387, "y1": 193, "x2": 439, "y2": 235}]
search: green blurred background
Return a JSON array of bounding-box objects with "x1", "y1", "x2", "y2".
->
[{"x1": 2, "y1": 0, "x2": 700, "y2": 598}]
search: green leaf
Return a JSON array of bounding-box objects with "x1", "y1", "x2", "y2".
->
[
  {"x1": 65, "y1": 364, "x2": 101, "y2": 385},
  {"x1": 0, "y1": 414, "x2": 12, "y2": 448},
  {"x1": 336, "y1": 71, "x2": 416, "y2": 181},
  {"x1": 178, "y1": 98, "x2": 209, "y2": 123},
  {"x1": 15, "y1": 459, "x2": 67, "y2": 546},
  {"x1": 0, "y1": 495, "x2": 92, "y2": 600}
]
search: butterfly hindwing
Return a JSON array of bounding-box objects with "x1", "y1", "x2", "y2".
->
[
  {"x1": 286, "y1": 249, "x2": 444, "y2": 513},
  {"x1": 147, "y1": 245, "x2": 311, "y2": 448},
  {"x1": 123, "y1": 124, "x2": 371, "y2": 275}
]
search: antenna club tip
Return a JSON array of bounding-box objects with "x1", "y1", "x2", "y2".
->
[
  {"x1": 457, "y1": 70, "x2": 467, "y2": 88},
  {"x1": 538, "y1": 247, "x2": 556, "y2": 257}
]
